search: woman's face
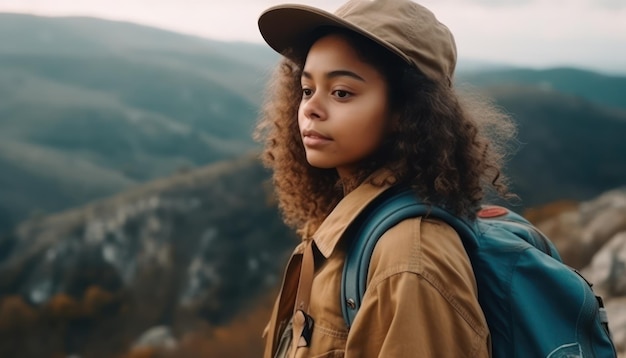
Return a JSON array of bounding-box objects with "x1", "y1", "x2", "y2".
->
[{"x1": 298, "y1": 34, "x2": 391, "y2": 180}]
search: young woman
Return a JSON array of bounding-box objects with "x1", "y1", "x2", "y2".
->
[{"x1": 256, "y1": 0, "x2": 515, "y2": 356}]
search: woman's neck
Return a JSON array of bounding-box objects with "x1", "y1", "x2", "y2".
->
[{"x1": 337, "y1": 168, "x2": 366, "y2": 196}]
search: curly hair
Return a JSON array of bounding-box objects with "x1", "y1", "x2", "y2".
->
[{"x1": 254, "y1": 29, "x2": 516, "y2": 238}]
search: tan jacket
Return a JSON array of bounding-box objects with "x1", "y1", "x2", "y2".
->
[{"x1": 263, "y1": 175, "x2": 491, "y2": 357}]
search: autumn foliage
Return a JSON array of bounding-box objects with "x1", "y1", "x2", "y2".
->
[
  {"x1": 0, "y1": 285, "x2": 125, "y2": 358},
  {"x1": 160, "y1": 291, "x2": 276, "y2": 358},
  {"x1": 120, "y1": 346, "x2": 158, "y2": 358},
  {"x1": 0, "y1": 283, "x2": 281, "y2": 358},
  {"x1": 0, "y1": 295, "x2": 38, "y2": 331}
]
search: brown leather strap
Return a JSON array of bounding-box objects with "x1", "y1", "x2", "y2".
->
[
  {"x1": 290, "y1": 239, "x2": 315, "y2": 358},
  {"x1": 263, "y1": 254, "x2": 301, "y2": 358},
  {"x1": 294, "y1": 239, "x2": 315, "y2": 312}
]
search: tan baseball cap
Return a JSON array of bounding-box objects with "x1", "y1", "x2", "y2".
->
[{"x1": 258, "y1": 0, "x2": 457, "y2": 84}]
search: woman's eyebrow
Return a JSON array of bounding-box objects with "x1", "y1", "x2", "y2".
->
[{"x1": 302, "y1": 70, "x2": 366, "y2": 82}]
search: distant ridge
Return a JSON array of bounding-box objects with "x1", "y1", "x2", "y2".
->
[
  {"x1": 458, "y1": 67, "x2": 626, "y2": 110},
  {"x1": 0, "y1": 12, "x2": 278, "y2": 102}
]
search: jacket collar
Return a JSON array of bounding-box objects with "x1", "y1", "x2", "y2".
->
[{"x1": 312, "y1": 169, "x2": 395, "y2": 258}]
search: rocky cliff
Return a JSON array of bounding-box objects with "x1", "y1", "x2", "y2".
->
[{"x1": 0, "y1": 154, "x2": 295, "y2": 358}]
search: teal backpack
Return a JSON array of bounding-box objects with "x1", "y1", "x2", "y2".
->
[{"x1": 341, "y1": 187, "x2": 617, "y2": 357}]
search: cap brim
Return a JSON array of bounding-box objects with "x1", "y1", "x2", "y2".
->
[{"x1": 258, "y1": 4, "x2": 411, "y2": 65}]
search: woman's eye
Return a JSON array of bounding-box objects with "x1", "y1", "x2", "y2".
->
[
  {"x1": 333, "y1": 90, "x2": 351, "y2": 99},
  {"x1": 302, "y1": 88, "x2": 313, "y2": 97}
]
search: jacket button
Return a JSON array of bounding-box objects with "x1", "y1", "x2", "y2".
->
[{"x1": 346, "y1": 298, "x2": 356, "y2": 310}]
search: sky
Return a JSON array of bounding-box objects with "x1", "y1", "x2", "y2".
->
[{"x1": 1, "y1": 0, "x2": 625, "y2": 74}]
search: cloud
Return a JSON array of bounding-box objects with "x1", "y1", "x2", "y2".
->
[{"x1": 596, "y1": 0, "x2": 626, "y2": 9}]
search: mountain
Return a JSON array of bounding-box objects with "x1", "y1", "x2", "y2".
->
[
  {"x1": 480, "y1": 85, "x2": 626, "y2": 207},
  {"x1": 456, "y1": 66, "x2": 626, "y2": 206},
  {"x1": 458, "y1": 67, "x2": 626, "y2": 110},
  {"x1": 0, "y1": 14, "x2": 280, "y2": 233},
  {"x1": 0, "y1": 155, "x2": 295, "y2": 358},
  {"x1": 0, "y1": 13, "x2": 278, "y2": 101}
]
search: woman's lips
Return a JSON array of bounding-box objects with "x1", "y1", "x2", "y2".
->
[{"x1": 302, "y1": 129, "x2": 332, "y2": 147}]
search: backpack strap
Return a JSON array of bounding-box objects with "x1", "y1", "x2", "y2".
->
[
  {"x1": 290, "y1": 239, "x2": 316, "y2": 357},
  {"x1": 340, "y1": 187, "x2": 477, "y2": 327}
]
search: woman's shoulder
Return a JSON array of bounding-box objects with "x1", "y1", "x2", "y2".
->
[{"x1": 367, "y1": 216, "x2": 475, "y2": 287}]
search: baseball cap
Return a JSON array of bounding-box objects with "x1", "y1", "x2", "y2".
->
[{"x1": 258, "y1": 0, "x2": 457, "y2": 85}]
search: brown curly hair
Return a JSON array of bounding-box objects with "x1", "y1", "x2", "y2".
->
[{"x1": 255, "y1": 29, "x2": 516, "y2": 238}]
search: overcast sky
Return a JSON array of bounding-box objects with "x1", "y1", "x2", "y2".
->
[{"x1": 1, "y1": 0, "x2": 625, "y2": 74}]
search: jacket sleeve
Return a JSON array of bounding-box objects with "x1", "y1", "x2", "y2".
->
[{"x1": 344, "y1": 218, "x2": 491, "y2": 358}]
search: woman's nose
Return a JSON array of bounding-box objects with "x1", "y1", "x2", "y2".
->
[{"x1": 301, "y1": 93, "x2": 326, "y2": 121}]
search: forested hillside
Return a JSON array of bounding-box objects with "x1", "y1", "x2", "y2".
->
[{"x1": 0, "y1": 14, "x2": 277, "y2": 232}]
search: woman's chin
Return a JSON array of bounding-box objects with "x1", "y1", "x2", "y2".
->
[{"x1": 305, "y1": 157, "x2": 335, "y2": 170}]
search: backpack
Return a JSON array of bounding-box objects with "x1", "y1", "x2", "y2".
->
[{"x1": 341, "y1": 186, "x2": 617, "y2": 357}]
